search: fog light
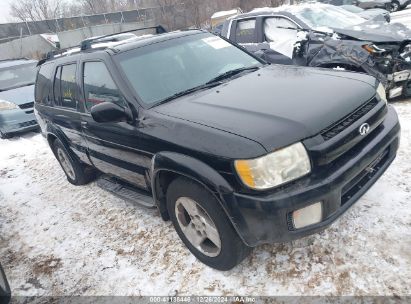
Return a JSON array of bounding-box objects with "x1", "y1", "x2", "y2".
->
[{"x1": 292, "y1": 202, "x2": 323, "y2": 229}]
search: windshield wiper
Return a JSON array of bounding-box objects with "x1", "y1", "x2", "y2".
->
[
  {"x1": 206, "y1": 66, "x2": 260, "y2": 85},
  {"x1": 154, "y1": 82, "x2": 222, "y2": 107}
]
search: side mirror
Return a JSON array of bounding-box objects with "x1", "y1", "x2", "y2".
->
[
  {"x1": 90, "y1": 102, "x2": 133, "y2": 123},
  {"x1": 0, "y1": 263, "x2": 11, "y2": 304}
]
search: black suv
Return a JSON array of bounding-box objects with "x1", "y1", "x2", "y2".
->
[{"x1": 35, "y1": 28, "x2": 400, "y2": 270}]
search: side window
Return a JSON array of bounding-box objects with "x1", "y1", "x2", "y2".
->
[
  {"x1": 263, "y1": 17, "x2": 298, "y2": 43},
  {"x1": 83, "y1": 61, "x2": 126, "y2": 112},
  {"x1": 235, "y1": 19, "x2": 256, "y2": 43},
  {"x1": 35, "y1": 64, "x2": 54, "y2": 105},
  {"x1": 60, "y1": 64, "x2": 77, "y2": 109}
]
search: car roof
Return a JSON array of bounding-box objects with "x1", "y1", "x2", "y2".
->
[
  {"x1": 109, "y1": 29, "x2": 205, "y2": 53},
  {"x1": 0, "y1": 58, "x2": 37, "y2": 69},
  {"x1": 41, "y1": 29, "x2": 206, "y2": 66}
]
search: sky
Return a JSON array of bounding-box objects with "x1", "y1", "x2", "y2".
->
[{"x1": 0, "y1": 0, "x2": 13, "y2": 24}]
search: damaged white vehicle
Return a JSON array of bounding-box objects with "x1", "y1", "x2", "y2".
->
[{"x1": 218, "y1": 3, "x2": 411, "y2": 99}]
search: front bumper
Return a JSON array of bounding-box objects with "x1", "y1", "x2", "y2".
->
[
  {"x1": 229, "y1": 107, "x2": 400, "y2": 247},
  {"x1": 0, "y1": 108, "x2": 38, "y2": 136}
]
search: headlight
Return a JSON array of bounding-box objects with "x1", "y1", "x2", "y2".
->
[
  {"x1": 376, "y1": 83, "x2": 387, "y2": 105},
  {"x1": 235, "y1": 142, "x2": 311, "y2": 190},
  {"x1": 0, "y1": 99, "x2": 18, "y2": 111},
  {"x1": 362, "y1": 44, "x2": 386, "y2": 54}
]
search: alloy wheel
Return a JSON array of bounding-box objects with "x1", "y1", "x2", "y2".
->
[
  {"x1": 175, "y1": 197, "x2": 222, "y2": 257},
  {"x1": 56, "y1": 148, "x2": 76, "y2": 180}
]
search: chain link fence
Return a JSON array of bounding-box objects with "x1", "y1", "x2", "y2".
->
[{"x1": 0, "y1": 5, "x2": 187, "y2": 44}]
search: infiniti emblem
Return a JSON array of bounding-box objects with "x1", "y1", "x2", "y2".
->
[{"x1": 359, "y1": 123, "x2": 370, "y2": 136}]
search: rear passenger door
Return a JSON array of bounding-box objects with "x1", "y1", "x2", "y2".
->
[
  {"x1": 79, "y1": 58, "x2": 151, "y2": 191},
  {"x1": 50, "y1": 63, "x2": 89, "y2": 163}
]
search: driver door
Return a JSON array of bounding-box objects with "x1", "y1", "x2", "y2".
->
[{"x1": 79, "y1": 58, "x2": 152, "y2": 191}]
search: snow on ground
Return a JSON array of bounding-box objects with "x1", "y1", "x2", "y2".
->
[
  {"x1": 392, "y1": 7, "x2": 411, "y2": 28},
  {"x1": 0, "y1": 102, "x2": 410, "y2": 297}
]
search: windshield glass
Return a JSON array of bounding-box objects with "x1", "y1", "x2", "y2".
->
[
  {"x1": 0, "y1": 63, "x2": 37, "y2": 91},
  {"x1": 116, "y1": 33, "x2": 261, "y2": 106},
  {"x1": 294, "y1": 5, "x2": 366, "y2": 29}
]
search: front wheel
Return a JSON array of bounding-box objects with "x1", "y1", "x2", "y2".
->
[{"x1": 167, "y1": 177, "x2": 252, "y2": 270}]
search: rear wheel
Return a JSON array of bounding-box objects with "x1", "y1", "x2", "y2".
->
[
  {"x1": 52, "y1": 139, "x2": 95, "y2": 185},
  {"x1": 167, "y1": 177, "x2": 252, "y2": 270}
]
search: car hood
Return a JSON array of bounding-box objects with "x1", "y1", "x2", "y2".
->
[
  {"x1": 154, "y1": 65, "x2": 377, "y2": 152},
  {"x1": 0, "y1": 84, "x2": 35, "y2": 106},
  {"x1": 333, "y1": 21, "x2": 411, "y2": 42}
]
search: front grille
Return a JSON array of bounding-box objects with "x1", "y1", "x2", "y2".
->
[
  {"x1": 18, "y1": 120, "x2": 37, "y2": 128},
  {"x1": 321, "y1": 98, "x2": 379, "y2": 141},
  {"x1": 19, "y1": 102, "x2": 34, "y2": 109}
]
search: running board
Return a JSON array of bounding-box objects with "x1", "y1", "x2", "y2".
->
[{"x1": 97, "y1": 175, "x2": 156, "y2": 208}]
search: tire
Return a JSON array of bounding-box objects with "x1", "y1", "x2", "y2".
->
[
  {"x1": 166, "y1": 177, "x2": 252, "y2": 270},
  {"x1": 52, "y1": 139, "x2": 95, "y2": 185}
]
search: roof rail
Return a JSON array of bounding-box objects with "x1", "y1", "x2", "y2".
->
[
  {"x1": 80, "y1": 25, "x2": 167, "y2": 50},
  {"x1": 37, "y1": 47, "x2": 79, "y2": 66},
  {"x1": 37, "y1": 25, "x2": 166, "y2": 66}
]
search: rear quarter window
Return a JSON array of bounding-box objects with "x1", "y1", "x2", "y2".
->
[{"x1": 35, "y1": 64, "x2": 54, "y2": 105}]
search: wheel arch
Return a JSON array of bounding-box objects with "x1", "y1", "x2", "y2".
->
[{"x1": 151, "y1": 152, "x2": 234, "y2": 221}]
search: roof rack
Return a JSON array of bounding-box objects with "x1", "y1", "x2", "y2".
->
[
  {"x1": 80, "y1": 25, "x2": 167, "y2": 50},
  {"x1": 38, "y1": 25, "x2": 167, "y2": 66}
]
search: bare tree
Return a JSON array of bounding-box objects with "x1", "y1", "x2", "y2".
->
[
  {"x1": 10, "y1": 0, "x2": 64, "y2": 22},
  {"x1": 75, "y1": 0, "x2": 133, "y2": 15}
]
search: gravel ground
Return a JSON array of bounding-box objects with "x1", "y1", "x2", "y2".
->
[{"x1": 0, "y1": 101, "x2": 410, "y2": 297}]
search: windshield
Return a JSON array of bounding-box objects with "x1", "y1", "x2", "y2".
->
[
  {"x1": 0, "y1": 63, "x2": 37, "y2": 91},
  {"x1": 294, "y1": 5, "x2": 366, "y2": 29},
  {"x1": 115, "y1": 33, "x2": 261, "y2": 106}
]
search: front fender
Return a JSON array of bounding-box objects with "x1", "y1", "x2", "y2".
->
[{"x1": 151, "y1": 152, "x2": 255, "y2": 246}]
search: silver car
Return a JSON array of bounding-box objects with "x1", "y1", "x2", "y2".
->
[{"x1": 0, "y1": 59, "x2": 38, "y2": 139}]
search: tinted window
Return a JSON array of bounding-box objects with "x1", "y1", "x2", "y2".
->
[
  {"x1": 35, "y1": 64, "x2": 54, "y2": 105},
  {"x1": 116, "y1": 33, "x2": 261, "y2": 106},
  {"x1": 60, "y1": 64, "x2": 77, "y2": 109},
  {"x1": 235, "y1": 19, "x2": 256, "y2": 43},
  {"x1": 83, "y1": 61, "x2": 125, "y2": 111}
]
